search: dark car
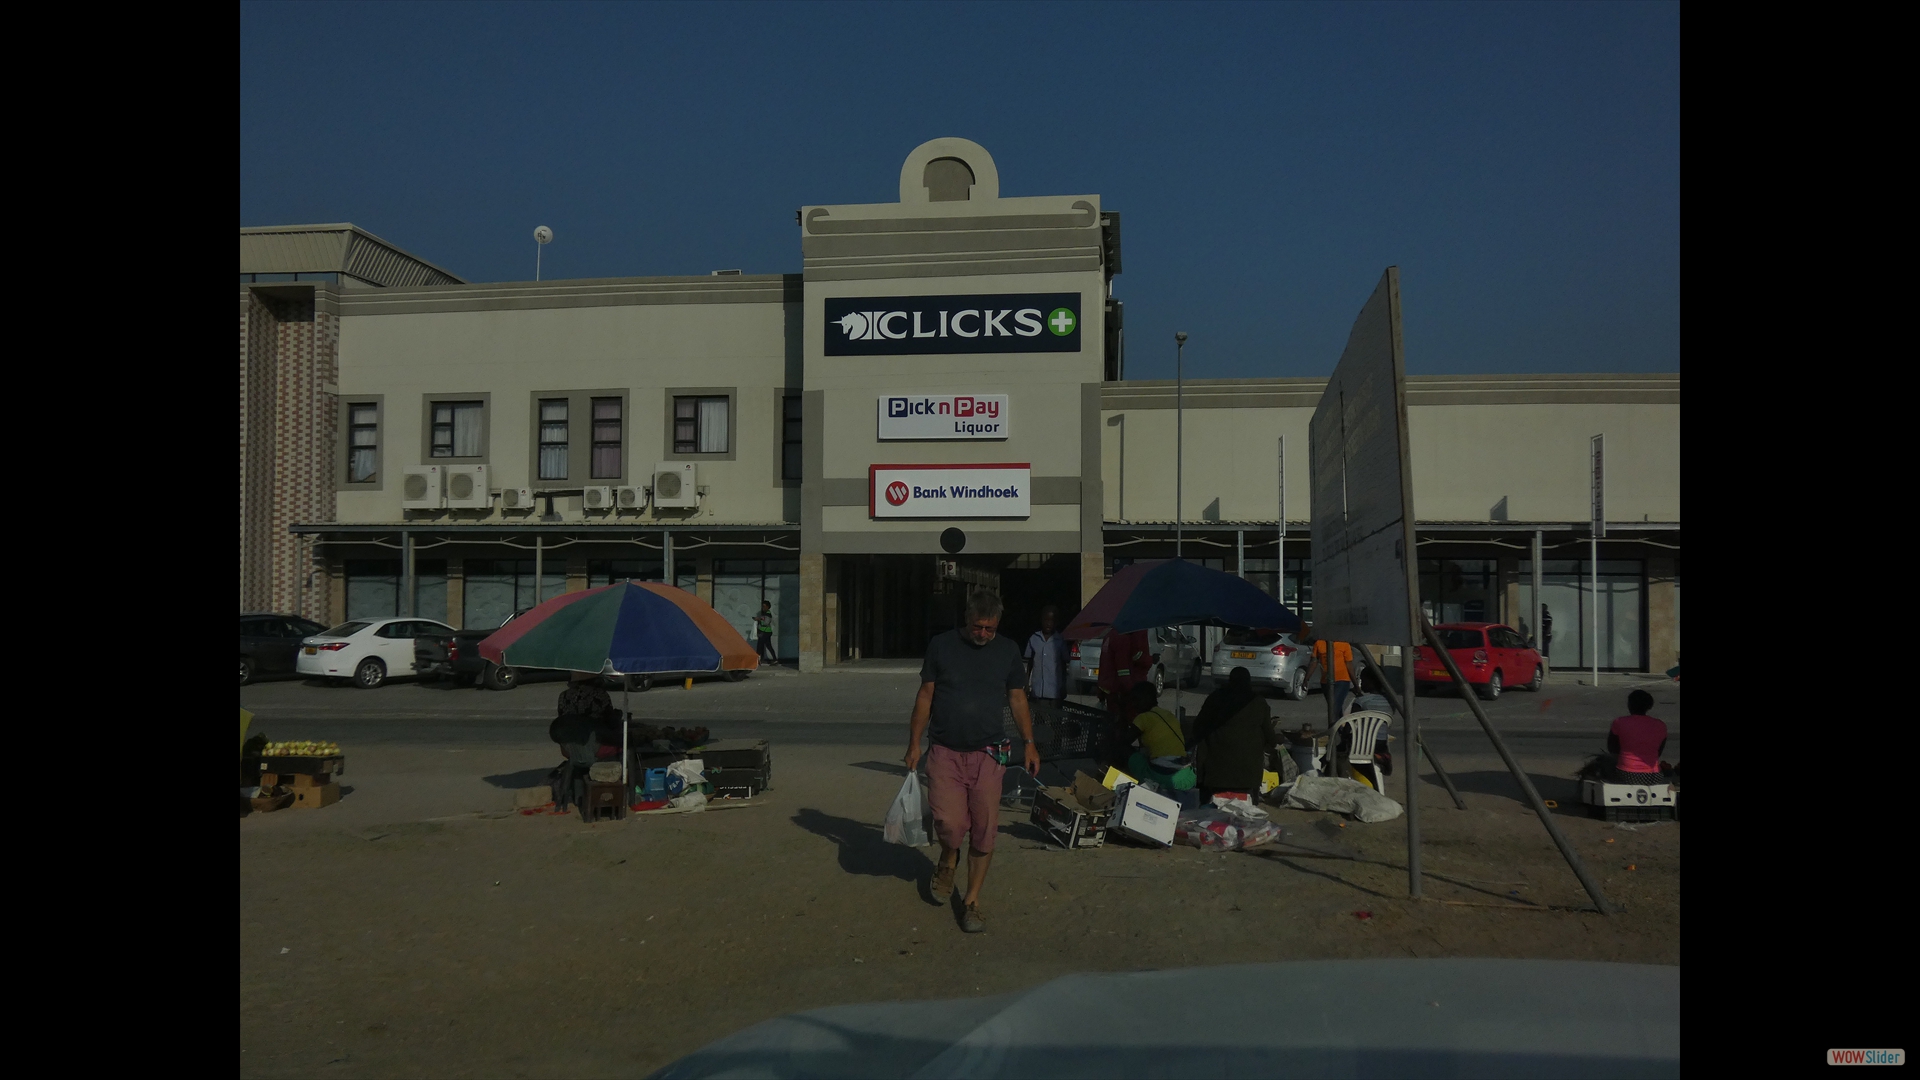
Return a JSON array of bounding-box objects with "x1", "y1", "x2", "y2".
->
[
  {"x1": 1412, "y1": 622, "x2": 1544, "y2": 700},
  {"x1": 413, "y1": 610, "x2": 529, "y2": 690},
  {"x1": 241, "y1": 612, "x2": 328, "y2": 684}
]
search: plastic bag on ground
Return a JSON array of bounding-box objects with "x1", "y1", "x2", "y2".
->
[
  {"x1": 1280, "y1": 775, "x2": 1404, "y2": 822},
  {"x1": 1174, "y1": 804, "x2": 1282, "y2": 850},
  {"x1": 667, "y1": 759, "x2": 707, "y2": 789},
  {"x1": 884, "y1": 773, "x2": 930, "y2": 847},
  {"x1": 668, "y1": 790, "x2": 707, "y2": 812}
]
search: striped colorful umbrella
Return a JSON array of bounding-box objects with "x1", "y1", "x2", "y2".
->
[{"x1": 476, "y1": 581, "x2": 759, "y2": 676}]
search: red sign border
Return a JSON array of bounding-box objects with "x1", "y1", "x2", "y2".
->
[{"x1": 867, "y1": 462, "x2": 1032, "y2": 517}]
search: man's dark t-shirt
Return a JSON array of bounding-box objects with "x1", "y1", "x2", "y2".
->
[{"x1": 920, "y1": 629, "x2": 1026, "y2": 752}]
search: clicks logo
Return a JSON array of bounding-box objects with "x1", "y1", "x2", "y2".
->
[
  {"x1": 1047, "y1": 307, "x2": 1077, "y2": 336},
  {"x1": 884, "y1": 481, "x2": 910, "y2": 506}
]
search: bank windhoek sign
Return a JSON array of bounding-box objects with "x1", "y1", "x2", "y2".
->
[
  {"x1": 869, "y1": 464, "x2": 1031, "y2": 519},
  {"x1": 878, "y1": 394, "x2": 1008, "y2": 439},
  {"x1": 825, "y1": 294, "x2": 1081, "y2": 356}
]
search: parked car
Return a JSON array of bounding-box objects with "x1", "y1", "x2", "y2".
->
[
  {"x1": 297, "y1": 617, "x2": 458, "y2": 689},
  {"x1": 1068, "y1": 626, "x2": 1203, "y2": 696},
  {"x1": 1412, "y1": 622, "x2": 1544, "y2": 700},
  {"x1": 240, "y1": 612, "x2": 328, "y2": 685},
  {"x1": 1210, "y1": 629, "x2": 1311, "y2": 700},
  {"x1": 413, "y1": 610, "x2": 529, "y2": 690}
]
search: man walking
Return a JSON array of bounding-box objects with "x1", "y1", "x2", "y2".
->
[
  {"x1": 754, "y1": 600, "x2": 778, "y2": 664},
  {"x1": 905, "y1": 591, "x2": 1040, "y2": 934},
  {"x1": 1023, "y1": 605, "x2": 1069, "y2": 757}
]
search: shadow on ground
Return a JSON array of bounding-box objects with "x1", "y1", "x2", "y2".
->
[
  {"x1": 484, "y1": 768, "x2": 554, "y2": 789},
  {"x1": 791, "y1": 808, "x2": 933, "y2": 883},
  {"x1": 1422, "y1": 770, "x2": 1588, "y2": 814},
  {"x1": 849, "y1": 761, "x2": 909, "y2": 777}
]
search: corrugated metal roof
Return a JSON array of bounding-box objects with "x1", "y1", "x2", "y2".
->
[{"x1": 240, "y1": 224, "x2": 464, "y2": 285}]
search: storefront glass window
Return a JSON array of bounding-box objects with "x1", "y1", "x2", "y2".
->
[
  {"x1": 1518, "y1": 560, "x2": 1645, "y2": 672},
  {"x1": 463, "y1": 559, "x2": 565, "y2": 629},
  {"x1": 715, "y1": 559, "x2": 800, "y2": 659}
]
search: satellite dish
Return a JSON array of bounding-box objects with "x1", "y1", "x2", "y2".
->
[{"x1": 534, "y1": 226, "x2": 553, "y2": 244}]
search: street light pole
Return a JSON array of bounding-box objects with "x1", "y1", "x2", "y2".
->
[{"x1": 1175, "y1": 332, "x2": 1187, "y2": 559}]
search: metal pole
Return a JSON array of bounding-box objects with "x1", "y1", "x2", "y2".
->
[
  {"x1": 1236, "y1": 530, "x2": 1244, "y2": 578},
  {"x1": 1117, "y1": 415, "x2": 1125, "y2": 521},
  {"x1": 1590, "y1": 536, "x2": 1600, "y2": 685},
  {"x1": 622, "y1": 690, "x2": 630, "y2": 789},
  {"x1": 1422, "y1": 615, "x2": 1613, "y2": 914},
  {"x1": 1175, "y1": 332, "x2": 1186, "y2": 559},
  {"x1": 534, "y1": 535, "x2": 544, "y2": 606},
  {"x1": 1404, "y1": 643, "x2": 1422, "y2": 894},
  {"x1": 1532, "y1": 530, "x2": 1545, "y2": 672},
  {"x1": 536, "y1": 243, "x2": 542, "y2": 282},
  {"x1": 402, "y1": 530, "x2": 414, "y2": 618},
  {"x1": 1277, "y1": 434, "x2": 1286, "y2": 611},
  {"x1": 663, "y1": 528, "x2": 674, "y2": 589}
]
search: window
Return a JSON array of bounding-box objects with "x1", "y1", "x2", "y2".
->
[
  {"x1": 538, "y1": 399, "x2": 569, "y2": 480},
  {"x1": 430, "y1": 401, "x2": 484, "y2": 458},
  {"x1": 674, "y1": 396, "x2": 730, "y2": 454},
  {"x1": 591, "y1": 397, "x2": 622, "y2": 478},
  {"x1": 347, "y1": 403, "x2": 379, "y2": 483},
  {"x1": 781, "y1": 394, "x2": 802, "y2": 481},
  {"x1": 588, "y1": 560, "x2": 663, "y2": 587}
]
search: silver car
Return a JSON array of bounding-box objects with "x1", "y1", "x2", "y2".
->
[
  {"x1": 1210, "y1": 629, "x2": 1311, "y2": 700},
  {"x1": 1069, "y1": 626, "x2": 1205, "y2": 696}
]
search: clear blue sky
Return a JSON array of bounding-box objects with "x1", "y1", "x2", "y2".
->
[{"x1": 240, "y1": 1, "x2": 1677, "y2": 381}]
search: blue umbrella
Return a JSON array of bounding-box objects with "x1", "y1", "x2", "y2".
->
[{"x1": 1062, "y1": 559, "x2": 1301, "y2": 640}]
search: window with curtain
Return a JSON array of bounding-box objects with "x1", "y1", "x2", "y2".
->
[
  {"x1": 431, "y1": 401, "x2": 485, "y2": 458},
  {"x1": 538, "y1": 399, "x2": 568, "y2": 480},
  {"x1": 591, "y1": 397, "x2": 622, "y2": 478},
  {"x1": 674, "y1": 395, "x2": 730, "y2": 454},
  {"x1": 347, "y1": 403, "x2": 378, "y2": 483},
  {"x1": 781, "y1": 393, "x2": 802, "y2": 480}
]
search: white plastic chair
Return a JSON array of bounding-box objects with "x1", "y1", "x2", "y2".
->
[{"x1": 1330, "y1": 711, "x2": 1394, "y2": 792}]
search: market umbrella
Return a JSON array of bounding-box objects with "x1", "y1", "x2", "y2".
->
[
  {"x1": 1061, "y1": 558, "x2": 1301, "y2": 641},
  {"x1": 476, "y1": 581, "x2": 759, "y2": 676}
]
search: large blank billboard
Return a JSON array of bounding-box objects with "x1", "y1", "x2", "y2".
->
[{"x1": 1309, "y1": 268, "x2": 1418, "y2": 646}]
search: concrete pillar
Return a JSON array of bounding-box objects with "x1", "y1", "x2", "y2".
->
[
  {"x1": 800, "y1": 552, "x2": 826, "y2": 672},
  {"x1": 1646, "y1": 556, "x2": 1678, "y2": 674},
  {"x1": 446, "y1": 559, "x2": 465, "y2": 628},
  {"x1": 1081, "y1": 550, "x2": 1106, "y2": 607},
  {"x1": 566, "y1": 556, "x2": 589, "y2": 594},
  {"x1": 327, "y1": 558, "x2": 346, "y2": 625},
  {"x1": 696, "y1": 554, "x2": 714, "y2": 605},
  {"x1": 1499, "y1": 556, "x2": 1521, "y2": 628}
]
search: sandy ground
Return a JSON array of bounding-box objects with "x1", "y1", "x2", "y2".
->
[{"x1": 239, "y1": 735, "x2": 1678, "y2": 1078}]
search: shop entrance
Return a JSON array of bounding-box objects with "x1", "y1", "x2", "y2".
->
[{"x1": 833, "y1": 553, "x2": 1084, "y2": 662}]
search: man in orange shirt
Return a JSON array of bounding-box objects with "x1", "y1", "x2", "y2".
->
[{"x1": 1309, "y1": 631, "x2": 1355, "y2": 716}]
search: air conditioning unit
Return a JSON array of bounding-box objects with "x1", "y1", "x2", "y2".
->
[
  {"x1": 445, "y1": 465, "x2": 490, "y2": 508},
  {"x1": 582, "y1": 486, "x2": 614, "y2": 510},
  {"x1": 652, "y1": 463, "x2": 699, "y2": 508},
  {"x1": 401, "y1": 466, "x2": 444, "y2": 509},
  {"x1": 500, "y1": 487, "x2": 536, "y2": 511},
  {"x1": 614, "y1": 485, "x2": 647, "y2": 510}
]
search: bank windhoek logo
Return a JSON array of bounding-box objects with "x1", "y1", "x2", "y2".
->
[{"x1": 884, "y1": 481, "x2": 910, "y2": 506}]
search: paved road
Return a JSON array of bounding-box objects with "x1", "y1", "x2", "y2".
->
[{"x1": 240, "y1": 666, "x2": 1679, "y2": 759}]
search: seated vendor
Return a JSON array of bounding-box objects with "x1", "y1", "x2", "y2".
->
[
  {"x1": 1605, "y1": 689, "x2": 1670, "y2": 783},
  {"x1": 1121, "y1": 682, "x2": 1196, "y2": 792},
  {"x1": 556, "y1": 670, "x2": 615, "y2": 720},
  {"x1": 1192, "y1": 666, "x2": 1270, "y2": 799}
]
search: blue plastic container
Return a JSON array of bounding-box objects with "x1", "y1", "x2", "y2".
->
[{"x1": 642, "y1": 768, "x2": 669, "y2": 801}]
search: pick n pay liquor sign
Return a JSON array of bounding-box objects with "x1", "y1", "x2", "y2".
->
[
  {"x1": 826, "y1": 293, "x2": 1081, "y2": 356},
  {"x1": 877, "y1": 394, "x2": 1008, "y2": 440},
  {"x1": 869, "y1": 463, "x2": 1031, "y2": 519}
]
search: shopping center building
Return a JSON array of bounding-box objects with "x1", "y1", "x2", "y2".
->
[{"x1": 240, "y1": 138, "x2": 1679, "y2": 674}]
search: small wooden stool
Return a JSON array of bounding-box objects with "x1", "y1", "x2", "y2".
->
[{"x1": 583, "y1": 781, "x2": 627, "y2": 822}]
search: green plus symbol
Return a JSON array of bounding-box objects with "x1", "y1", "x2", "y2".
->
[{"x1": 1046, "y1": 308, "x2": 1077, "y2": 336}]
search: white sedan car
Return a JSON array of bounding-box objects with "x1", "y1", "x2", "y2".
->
[{"x1": 297, "y1": 617, "x2": 456, "y2": 689}]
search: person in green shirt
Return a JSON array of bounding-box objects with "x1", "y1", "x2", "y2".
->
[{"x1": 754, "y1": 600, "x2": 778, "y2": 664}]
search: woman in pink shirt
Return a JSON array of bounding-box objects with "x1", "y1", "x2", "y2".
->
[{"x1": 1607, "y1": 689, "x2": 1669, "y2": 782}]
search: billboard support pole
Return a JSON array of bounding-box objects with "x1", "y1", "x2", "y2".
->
[
  {"x1": 1277, "y1": 435, "x2": 1286, "y2": 612},
  {"x1": 1532, "y1": 530, "x2": 1545, "y2": 670},
  {"x1": 1423, "y1": 614, "x2": 1614, "y2": 915},
  {"x1": 1356, "y1": 651, "x2": 1465, "y2": 811},
  {"x1": 1590, "y1": 434, "x2": 1604, "y2": 684}
]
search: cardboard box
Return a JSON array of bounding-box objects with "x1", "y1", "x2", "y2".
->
[
  {"x1": 1111, "y1": 783, "x2": 1180, "y2": 847},
  {"x1": 291, "y1": 781, "x2": 340, "y2": 809}
]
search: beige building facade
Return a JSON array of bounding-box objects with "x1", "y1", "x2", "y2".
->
[{"x1": 240, "y1": 141, "x2": 1679, "y2": 675}]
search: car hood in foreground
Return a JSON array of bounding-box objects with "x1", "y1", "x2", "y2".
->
[{"x1": 649, "y1": 958, "x2": 1678, "y2": 1079}]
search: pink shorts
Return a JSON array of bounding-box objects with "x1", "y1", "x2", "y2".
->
[{"x1": 925, "y1": 744, "x2": 1004, "y2": 854}]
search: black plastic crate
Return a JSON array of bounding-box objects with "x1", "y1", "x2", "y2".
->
[{"x1": 1045, "y1": 703, "x2": 1112, "y2": 760}]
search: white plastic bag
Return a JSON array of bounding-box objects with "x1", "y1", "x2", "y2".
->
[{"x1": 884, "y1": 773, "x2": 930, "y2": 847}]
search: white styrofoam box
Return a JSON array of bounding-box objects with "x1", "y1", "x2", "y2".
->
[
  {"x1": 1112, "y1": 782, "x2": 1180, "y2": 847},
  {"x1": 1580, "y1": 778, "x2": 1677, "y2": 807}
]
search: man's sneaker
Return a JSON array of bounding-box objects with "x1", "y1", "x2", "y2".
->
[
  {"x1": 962, "y1": 902, "x2": 986, "y2": 933},
  {"x1": 930, "y1": 862, "x2": 955, "y2": 902}
]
